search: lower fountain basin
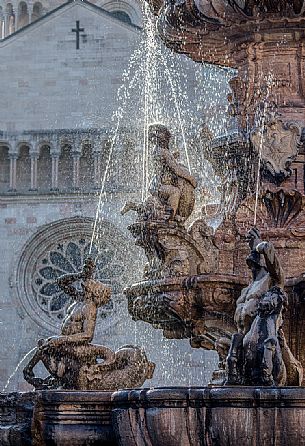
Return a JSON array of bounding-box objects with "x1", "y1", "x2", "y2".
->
[{"x1": 112, "y1": 386, "x2": 305, "y2": 446}]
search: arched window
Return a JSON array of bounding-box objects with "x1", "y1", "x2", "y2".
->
[
  {"x1": 5, "y1": 3, "x2": 14, "y2": 35},
  {"x1": 16, "y1": 145, "x2": 31, "y2": 191},
  {"x1": 18, "y1": 1, "x2": 29, "y2": 28},
  {"x1": 32, "y1": 1, "x2": 43, "y2": 21},
  {"x1": 58, "y1": 144, "x2": 73, "y2": 191},
  {"x1": 37, "y1": 145, "x2": 52, "y2": 191},
  {"x1": 79, "y1": 143, "x2": 95, "y2": 191},
  {"x1": 0, "y1": 146, "x2": 10, "y2": 193},
  {"x1": 110, "y1": 10, "x2": 132, "y2": 24},
  {"x1": 98, "y1": 0, "x2": 142, "y2": 26}
]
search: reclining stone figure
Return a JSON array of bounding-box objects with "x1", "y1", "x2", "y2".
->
[{"x1": 23, "y1": 258, "x2": 155, "y2": 390}]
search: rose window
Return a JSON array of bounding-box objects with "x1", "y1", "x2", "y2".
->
[
  {"x1": 32, "y1": 239, "x2": 125, "y2": 324},
  {"x1": 15, "y1": 217, "x2": 140, "y2": 332}
]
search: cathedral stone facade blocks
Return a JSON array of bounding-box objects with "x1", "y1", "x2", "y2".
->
[{"x1": 0, "y1": 1, "x2": 140, "y2": 131}]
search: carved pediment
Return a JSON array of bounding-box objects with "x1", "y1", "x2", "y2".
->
[{"x1": 250, "y1": 118, "x2": 301, "y2": 184}]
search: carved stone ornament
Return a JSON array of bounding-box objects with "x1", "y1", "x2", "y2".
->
[
  {"x1": 236, "y1": 188, "x2": 305, "y2": 230},
  {"x1": 229, "y1": 0, "x2": 305, "y2": 16},
  {"x1": 250, "y1": 118, "x2": 301, "y2": 184}
]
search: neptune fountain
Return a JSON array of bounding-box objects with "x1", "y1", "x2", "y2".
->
[
  {"x1": 2, "y1": 1, "x2": 305, "y2": 445},
  {"x1": 112, "y1": 1, "x2": 305, "y2": 445}
]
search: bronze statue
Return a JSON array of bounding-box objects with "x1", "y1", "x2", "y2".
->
[
  {"x1": 226, "y1": 228, "x2": 303, "y2": 386},
  {"x1": 121, "y1": 124, "x2": 197, "y2": 223},
  {"x1": 23, "y1": 258, "x2": 155, "y2": 390}
]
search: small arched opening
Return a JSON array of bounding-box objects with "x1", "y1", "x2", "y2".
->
[
  {"x1": 0, "y1": 146, "x2": 10, "y2": 193},
  {"x1": 110, "y1": 10, "x2": 132, "y2": 24},
  {"x1": 79, "y1": 143, "x2": 94, "y2": 191},
  {"x1": 5, "y1": 3, "x2": 14, "y2": 34},
  {"x1": 18, "y1": 1, "x2": 29, "y2": 28},
  {"x1": 16, "y1": 145, "x2": 31, "y2": 191},
  {"x1": 32, "y1": 2, "x2": 43, "y2": 21},
  {"x1": 37, "y1": 145, "x2": 52, "y2": 191},
  {"x1": 58, "y1": 145, "x2": 73, "y2": 191},
  {"x1": 99, "y1": 0, "x2": 142, "y2": 26}
]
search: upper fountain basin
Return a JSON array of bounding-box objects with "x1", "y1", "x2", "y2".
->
[{"x1": 149, "y1": 0, "x2": 305, "y2": 67}]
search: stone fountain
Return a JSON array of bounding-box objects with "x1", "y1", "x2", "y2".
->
[
  {"x1": 121, "y1": 0, "x2": 305, "y2": 380},
  {"x1": 2, "y1": 2, "x2": 305, "y2": 445},
  {"x1": 111, "y1": 2, "x2": 305, "y2": 445}
]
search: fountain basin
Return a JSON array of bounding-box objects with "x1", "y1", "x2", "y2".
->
[
  {"x1": 125, "y1": 274, "x2": 243, "y2": 347},
  {"x1": 112, "y1": 386, "x2": 305, "y2": 446}
]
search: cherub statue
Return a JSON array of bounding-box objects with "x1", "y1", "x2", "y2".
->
[
  {"x1": 121, "y1": 124, "x2": 197, "y2": 224},
  {"x1": 23, "y1": 258, "x2": 155, "y2": 390},
  {"x1": 226, "y1": 228, "x2": 303, "y2": 386}
]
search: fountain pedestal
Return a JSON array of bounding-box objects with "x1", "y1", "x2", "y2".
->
[
  {"x1": 0, "y1": 392, "x2": 35, "y2": 446},
  {"x1": 112, "y1": 387, "x2": 305, "y2": 446},
  {"x1": 0, "y1": 391, "x2": 118, "y2": 446},
  {"x1": 32, "y1": 391, "x2": 116, "y2": 446}
]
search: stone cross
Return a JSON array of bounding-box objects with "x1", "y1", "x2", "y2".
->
[{"x1": 72, "y1": 21, "x2": 85, "y2": 50}]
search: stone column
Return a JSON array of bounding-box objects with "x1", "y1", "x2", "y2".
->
[
  {"x1": 51, "y1": 153, "x2": 59, "y2": 191},
  {"x1": 72, "y1": 153, "x2": 80, "y2": 190},
  {"x1": 30, "y1": 152, "x2": 38, "y2": 190},
  {"x1": 28, "y1": 2, "x2": 33, "y2": 24},
  {"x1": 0, "y1": 13, "x2": 3, "y2": 39},
  {"x1": 3, "y1": 12, "x2": 9, "y2": 37},
  {"x1": 93, "y1": 152, "x2": 101, "y2": 189},
  {"x1": 9, "y1": 154, "x2": 17, "y2": 191},
  {"x1": 14, "y1": 9, "x2": 18, "y2": 32}
]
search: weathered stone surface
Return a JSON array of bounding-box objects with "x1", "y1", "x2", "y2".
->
[
  {"x1": 149, "y1": 0, "x2": 305, "y2": 131},
  {"x1": 32, "y1": 391, "x2": 117, "y2": 446},
  {"x1": 112, "y1": 386, "x2": 305, "y2": 446},
  {"x1": 0, "y1": 392, "x2": 35, "y2": 446}
]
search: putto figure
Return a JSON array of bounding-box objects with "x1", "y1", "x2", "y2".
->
[
  {"x1": 121, "y1": 123, "x2": 197, "y2": 223},
  {"x1": 226, "y1": 228, "x2": 303, "y2": 386},
  {"x1": 23, "y1": 258, "x2": 155, "y2": 390}
]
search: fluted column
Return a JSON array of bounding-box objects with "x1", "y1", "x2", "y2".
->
[
  {"x1": 93, "y1": 152, "x2": 101, "y2": 189},
  {"x1": 30, "y1": 152, "x2": 38, "y2": 190},
  {"x1": 51, "y1": 152, "x2": 59, "y2": 191},
  {"x1": 9, "y1": 153, "x2": 17, "y2": 191},
  {"x1": 72, "y1": 153, "x2": 80, "y2": 190}
]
